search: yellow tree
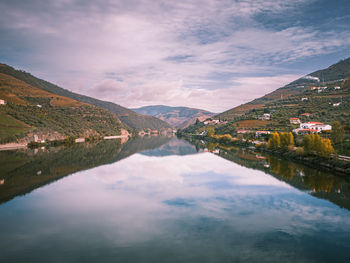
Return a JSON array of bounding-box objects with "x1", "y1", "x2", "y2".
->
[
  {"x1": 267, "y1": 132, "x2": 280, "y2": 150},
  {"x1": 280, "y1": 132, "x2": 294, "y2": 150}
]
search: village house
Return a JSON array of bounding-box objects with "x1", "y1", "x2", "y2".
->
[
  {"x1": 258, "y1": 113, "x2": 270, "y2": 120},
  {"x1": 334, "y1": 86, "x2": 341, "y2": 90},
  {"x1": 255, "y1": 131, "x2": 270, "y2": 137},
  {"x1": 301, "y1": 97, "x2": 308, "y2": 101},
  {"x1": 204, "y1": 119, "x2": 220, "y2": 125},
  {"x1": 237, "y1": 129, "x2": 252, "y2": 134},
  {"x1": 333, "y1": 102, "x2": 341, "y2": 107},
  {"x1": 299, "y1": 122, "x2": 332, "y2": 132},
  {"x1": 36, "y1": 104, "x2": 42, "y2": 108},
  {"x1": 0, "y1": 99, "x2": 6, "y2": 105},
  {"x1": 300, "y1": 113, "x2": 311, "y2": 117},
  {"x1": 289, "y1": 118, "x2": 301, "y2": 124}
]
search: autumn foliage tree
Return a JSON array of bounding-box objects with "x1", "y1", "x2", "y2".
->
[
  {"x1": 280, "y1": 132, "x2": 294, "y2": 150},
  {"x1": 303, "y1": 133, "x2": 334, "y2": 158},
  {"x1": 267, "y1": 132, "x2": 280, "y2": 150}
]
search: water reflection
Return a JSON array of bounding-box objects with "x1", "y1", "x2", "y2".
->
[{"x1": 0, "y1": 137, "x2": 350, "y2": 262}]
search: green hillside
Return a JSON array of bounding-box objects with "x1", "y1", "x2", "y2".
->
[
  {"x1": 0, "y1": 72, "x2": 124, "y2": 143},
  {"x1": 0, "y1": 64, "x2": 171, "y2": 131},
  {"x1": 181, "y1": 58, "x2": 350, "y2": 140},
  {"x1": 217, "y1": 58, "x2": 350, "y2": 121}
]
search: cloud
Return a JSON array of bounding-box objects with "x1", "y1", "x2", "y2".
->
[{"x1": 0, "y1": 0, "x2": 349, "y2": 111}]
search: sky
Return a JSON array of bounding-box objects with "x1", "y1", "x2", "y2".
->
[{"x1": 0, "y1": 0, "x2": 350, "y2": 112}]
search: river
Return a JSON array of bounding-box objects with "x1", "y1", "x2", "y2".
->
[{"x1": 0, "y1": 136, "x2": 349, "y2": 262}]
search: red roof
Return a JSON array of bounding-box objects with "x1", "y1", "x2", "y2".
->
[
  {"x1": 300, "y1": 113, "x2": 311, "y2": 115},
  {"x1": 290, "y1": 118, "x2": 299, "y2": 120}
]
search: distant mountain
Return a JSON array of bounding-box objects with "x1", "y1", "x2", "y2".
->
[
  {"x1": 216, "y1": 57, "x2": 350, "y2": 121},
  {"x1": 0, "y1": 64, "x2": 171, "y2": 131},
  {"x1": 132, "y1": 105, "x2": 214, "y2": 128}
]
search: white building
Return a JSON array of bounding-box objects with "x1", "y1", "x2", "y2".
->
[
  {"x1": 36, "y1": 104, "x2": 42, "y2": 108},
  {"x1": 204, "y1": 120, "x2": 219, "y2": 125},
  {"x1": 259, "y1": 113, "x2": 270, "y2": 120},
  {"x1": 301, "y1": 97, "x2": 308, "y2": 101},
  {"x1": 255, "y1": 131, "x2": 270, "y2": 137},
  {"x1": 299, "y1": 122, "x2": 332, "y2": 132},
  {"x1": 0, "y1": 99, "x2": 6, "y2": 105},
  {"x1": 289, "y1": 118, "x2": 301, "y2": 124},
  {"x1": 333, "y1": 102, "x2": 341, "y2": 107}
]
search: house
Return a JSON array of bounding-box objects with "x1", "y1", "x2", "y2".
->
[
  {"x1": 237, "y1": 129, "x2": 252, "y2": 134},
  {"x1": 333, "y1": 102, "x2": 341, "y2": 107},
  {"x1": 258, "y1": 113, "x2": 270, "y2": 120},
  {"x1": 299, "y1": 122, "x2": 332, "y2": 132},
  {"x1": 204, "y1": 119, "x2": 220, "y2": 125},
  {"x1": 289, "y1": 118, "x2": 301, "y2": 124},
  {"x1": 255, "y1": 131, "x2": 270, "y2": 137},
  {"x1": 36, "y1": 104, "x2": 42, "y2": 108},
  {"x1": 334, "y1": 86, "x2": 341, "y2": 90},
  {"x1": 301, "y1": 97, "x2": 308, "y2": 101},
  {"x1": 0, "y1": 99, "x2": 6, "y2": 105},
  {"x1": 300, "y1": 113, "x2": 311, "y2": 117}
]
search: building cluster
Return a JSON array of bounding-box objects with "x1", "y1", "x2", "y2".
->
[{"x1": 293, "y1": 122, "x2": 332, "y2": 135}]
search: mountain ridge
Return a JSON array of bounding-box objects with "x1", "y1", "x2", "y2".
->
[
  {"x1": 0, "y1": 64, "x2": 171, "y2": 131},
  {"x1": 216, "y1": 57, "x2": 350, "y2": 121},
  {"x1": 132, "y1": 105, "x2": 214, "y2": 128}
]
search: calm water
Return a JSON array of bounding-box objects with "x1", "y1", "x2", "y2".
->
[{"x1": 0, "y1": 137, "x2": 350, "y2": 263}]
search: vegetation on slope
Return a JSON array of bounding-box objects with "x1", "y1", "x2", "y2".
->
[
  {"x1": 216, "y1": 57, "x2": 350, "y2": 121},
  {"x1": 0, "y1": 72, "x2": 123, "y2": 143},
  {"x1": 0, "y1": 64, "x2": 171, "y2": 131}
]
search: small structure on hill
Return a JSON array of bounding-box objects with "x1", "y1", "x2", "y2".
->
[
  {"x1": 0, "y1": 99, "x2": 6, "y2": 105},
  {"x1": 204, "y1": 119, "x2": 219, "y2": 125},
  {"x1": 333, "y1": 102, "x2": 341, "y2": 107},
  {"x1": 237, "y1": 129, "x2": 252, "y2": 134},
  {"x1": 300, "y1": 113, "x2": 311, "y2": 117},
  {"x1": 255, "y1": 131, "x2": 270, "y2": 137},
  {"x1": 293, "y1": 122, "x2": 332, "y2": 134},
  {"x1": 258, "y1": 113, "x2": 270, "y2": 120},
  {"x1": 289, "y1": 118, "x2": 301, "y2": 124},
  {"x1": 301, "y1": 97, "x2": 308, "y2": 101}
]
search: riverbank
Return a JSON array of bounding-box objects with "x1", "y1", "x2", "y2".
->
[
  {"x1": 0, "y1": 135, "x2": 130, "y2": 151},
  {"x1": 180, "y1": 134, "x2": 350, "y2": 176}
]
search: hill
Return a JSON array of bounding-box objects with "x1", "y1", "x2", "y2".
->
[
  {"x1": 132, "y1": 105, "x2": 214, "y2": 128},
  {"x1": 0, "y1": 72, "x2": 124, "y2": 143},
  {"x1": 217, "y1": 57, "x2": 350, "y2": 121},
  {"x1": 0, "y1": 64, "x2": 171, "y2": 131},
  {"x1": 181, "y1": 57, "x2": 350, "y2": 138}
]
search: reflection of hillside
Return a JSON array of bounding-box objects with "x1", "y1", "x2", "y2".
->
[
  {"x1": 115, "y1": 136, "x2": 172, "y2": 160},
  {"x1": 141, "y1": 137, "x2": 198, "y2": 156},
  {"x1": 185, "y1": 139, "x2": 350, "y2": 211},
  {"x1": 0, "y1": 136, "x2": 175, "y2": 204},
  {"x1": 217, "y1": 148, "x2": 350, "y2": 211},
  {"x1": 0, "y1": 140, "x2": 123, "y2": 204}
]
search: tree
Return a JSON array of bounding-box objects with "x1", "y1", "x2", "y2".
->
[
  {"x1": 195, "y1": 118, "x2": 200, "y2": 125},
  {"x1": 280, "y1": 132, "x2": 294, "y2": 150},
  {"x1": 207, "y1": 126, "x2": 215, "y2": 137},
  {"x1": 331, "y1": 121, "x2": 345, "y2": 144},
  {"x1": 303, "y1": 133, "x2": 334, "y2": 158},
  {"x1": 267, "y1": 132, "x2": 280, "y2": 150}
]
